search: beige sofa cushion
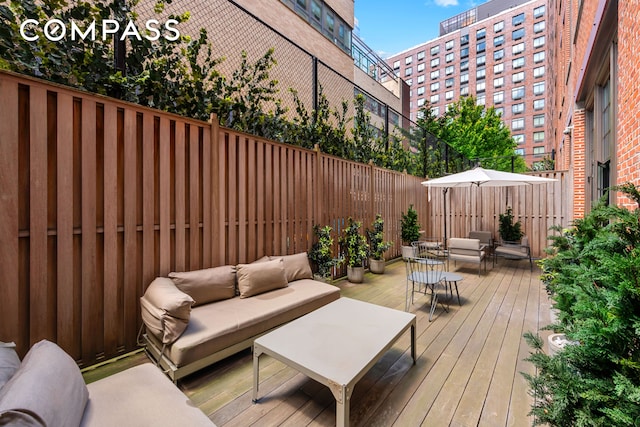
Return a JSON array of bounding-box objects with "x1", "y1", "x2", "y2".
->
[
  {"x1": 80, "y1": 363, "x2": 214, "y2": 426},
  {"x1": 169, "y1": 266, "x2": 236, "y2": 306},
  {"x1": 0, "y1": 340, "x2": 88, "y2": 427},
  {"x1": 151, "y1": 279, "x2": 340, "y2": 367},
  {"x1": 237, "y1": 258, "x2": 288, "y2": 298},
  {"x1": 271, "y1": 252, "x2": 313, "y2": 282},
  {"x1": 141, "y1": 277, "x2": 194, "y2": 344}
]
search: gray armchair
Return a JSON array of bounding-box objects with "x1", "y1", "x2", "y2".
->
[{"x1": 494, "y1": 235, "x2": 532, "y2": 271}]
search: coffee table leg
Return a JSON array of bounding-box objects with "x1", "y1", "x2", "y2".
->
[
  {"x1": 252, "y1": 346, "x2": 263, "y2": 403},
  {"x1": 336, "y1": 384, "x2": 349, "y2": 427}
]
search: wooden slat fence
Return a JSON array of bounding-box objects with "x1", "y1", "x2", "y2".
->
[
  {"x1": 425, "y1": 170, "x2": 573, "y2": 258},
  {"x1": 0, "y1": 71, "x2": 429, "y2": 365}
]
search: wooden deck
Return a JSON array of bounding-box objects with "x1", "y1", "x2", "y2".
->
[{"x1": 83, "y1": 259, "x2": 552, "y2": 426}]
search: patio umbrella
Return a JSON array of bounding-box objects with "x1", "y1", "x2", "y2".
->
[{"x1": 421, "y1": 167, "x2": 557, "y2": 246}]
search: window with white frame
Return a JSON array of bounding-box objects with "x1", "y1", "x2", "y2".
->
[
  {"x1": 431, "y1": 70, "x2": 440, "y2": 79},
  {"x1": 417, "y1": 86, "x2": 425, "y2": 95},
  {"x1": 494, "y1": 21, "x2": 504, "y2": 32},
  {"x1": 476, "y1": 27, "x2": 486, "y2": 39},
  {"x1": 533, "y1": 131, "x2": 545, "y2": 142},
  {"x1": 446, "y1": 52, "x2": 455, "y2": 62},
  {"x1": 494, "y1": 63, "x2": 504, "y2": 74},
  {"x1": 417, "y1": 50, "x2": 426, "y2": 60},
  {"x1": 513, "y1": 134, "x2": 525, "y2": 144},
  {"x1": 430, "y1": 45, "x2": 440, "y2": 56},
  {"x1": 512, "y1": 102, "x2": 525, "y2": 114},
  {"x1": 512, "y1": 42, "x2": 525, "y2": 55},
  {"x1": 534, "y1": 36, "x2": 545, "y2": 49},
  {"x1": 477, "y1": 41, "x2": 486, "y2": 53},
  {"x1": 534, "y1": 21, "x2": 545, "y2": 33},
  {"x1": 534, "y1": 5, "x2": 545, "y2": 18},
  {"x1": 494, "y1": 76, "x2": 504, "y2": 88},
  {"x1": 405, "y1": 55, "x2": 413, "y2": 65},
  {"x1": 460, "y1": 85, "x2": 469, "y2": 96},
  {"x1": 445, "y1": 77, "x2": 454, "y2": 88},
  {"x1": 493, "y1": 90, "x2": 504, "y2": 104},
  {"x1": 430, "y1": 81, "x2": 440, "y2": 92},
  {"x1": 405, "y1": 67, "x2": 413, "y2": 76},
  {"x1": 417, "y1": 98, "x2": 425, "y2": 107},
  {"x1": 494, "y1": 49, "x2": 504, "y2": 60},
  {"x1": 430, "y1": 94, "x2": 440, "y2": 103},
  {"x1": 445, "y1": 65, "x2": 454, "y2": 75},
  {"x1": 417, "y1": 63, "x2": 425, "y2": 72},
  {"x1": 534, "y1": 51, "x2": 545, "y2": 63},
  {"x1": 476, "y1": 81, "x2": 486, "y2": 92},
  {"x1": 460, "y1": 47, "x2": 469, "y2": 58},
  {"x1": 476, "y1": 95, "x2": 486, "y2": 105},
  {"x1": 512, "y1": 71, "x2": 525, "y2": 83},
  {"x1": 445, "y1": 39, "x2": 454, "y2": 50},
  {"x1": 533, "y1": 81, "x2": 545, "y2": 95},
  {"x1": 460, "y1": 60, "x2": 469, "y2": 70},
  {"x1": 431, "y1": 57, "x2": 440, "y2": 67},
  {"x1": 512, "y1": 118, "x2": 525, "y2": 130},
  {"x1": 476, "y1": 54, "x2": 486, "y2": 65},
  {"x1": 460, "y1": 72, "x2": 469, "y2": 83},
  {"x1": 476, "y1": 67, "x2": 486, "y2": 79},
  {"x1": 533, "y1": 98, "x2": 545, "y2": 110},
  {"x1": 534, "y1": 65, "x2": 545, "y2": 78},
  {"x1": 513, "y1": 57, "x2": 525, "y2": 68},
  {"x1": 393, "y1": 60, "x2": 400, "y2": 69},
  {"x1": 533, "y1": 146, "x2": 545, "y2": 156},
  {"x1": 533, "y1": 114, "x2": 545, "y2": 127},
  {"x1": 512, "y1": 86, "x2": 525, "y2": 99},
  {"x1": 445, "y1": 90, "x2": 454, "y2": 100},
  {"x1": 515, "y1": 148, "x2": 525, "y2": 156},
  {"x1": 417, "y1": 75, "x2": 425, "y2": 84}
]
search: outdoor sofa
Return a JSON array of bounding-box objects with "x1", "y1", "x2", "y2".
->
[
  {"x1": 141, "y1": 252, "x2": 341, "y2": 382},
  {"x1": 0, "y1": 340, "x2": 214, "y2": 426}
]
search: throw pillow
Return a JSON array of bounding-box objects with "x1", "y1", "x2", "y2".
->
[
  {"x1": 271, "y1": 252, "x2": 313, "y2": 282},
  {"x1": 0, "y1": 340, "x2": 88, "y2": 427},
  {"x1": 0, "y1": 342, "x2": 20, "y2": 391},
  {"x1": 236, "y1": 258, "x2": 288, "y2": 298},
  {"x1": 169, "y1": 265, "x2": 236, "y2": 306},
  {"x1": 140, "y1": 277, "x2": 194, "y2": 344}
]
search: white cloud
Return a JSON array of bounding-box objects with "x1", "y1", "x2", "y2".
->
[{"x1": 434, "y1": 0, "x2": 459, "y2": 6}]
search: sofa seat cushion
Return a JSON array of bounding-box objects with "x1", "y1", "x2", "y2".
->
[
  {"x1": 449, "y1": 252, "x2": 485, "y2": 263},
  {"x1": 156, "y1": 279, "x2": 340, "y2": 367},
  {"x1": 80, "y1": 363, "x2": 214, "y2": 426},
  {"x1": 495, "y1": 246, "x2": 528, "y2": 258}
]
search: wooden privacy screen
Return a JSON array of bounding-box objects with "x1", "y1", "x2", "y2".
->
[{"x1": 0, "y1": 72, "x2": 428, "y2": 365}]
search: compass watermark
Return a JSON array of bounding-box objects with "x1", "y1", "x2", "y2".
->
[{"x1": 19, "y1": 19, "x2": 180, "y2": 42}]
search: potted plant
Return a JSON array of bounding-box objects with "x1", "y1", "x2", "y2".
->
[
  {"x1": 339, "y1": 217, "x2": 369, "y2": 283},
  {"x1": 308, "y1": 224, "x2": 343, "y2": 282},
  {"x1": 498, "y1": 206, "x2": 523, "y2": 243},
  {"x1": 400, "y1": 204, "x2": 421, "y2": 259},
  {"x1": 366, "y1": 214, "x2": 392, "y2": 274}
]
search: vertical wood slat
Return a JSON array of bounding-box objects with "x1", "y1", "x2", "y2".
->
[
  {"x1": 123, "y1": 108, "x2": 138, "y2": 349},
  {"x1": 202, "y1": 126, "x2": 212, "y2": 268},
  {"x1": 213, "y1": 119, "x2": 226, "y2": 266},
  {"x1": 227, "y1": 136, "x2": 237, "y2": 265},
  {"x1": 0, "y1": 78, "x2": 22, "y2": 353},
  {"x1": 174, "y1": 123, "x2": 186, "y2": 271},
  {"x1": 237, "y1": 137, "x2": 247, "y2": 263},
  {"x1": 142, "y1": 114, "x2": 155, "y2": 289},
  {"x1": 247, "y1": 139, "x2": 257, "y2": 262},
  {"x1": 158, "y1": 117, "x2": 171, "y2": 275},
  {"x1": 189, "y1": 125, "x2": 200, "y2": 270}
]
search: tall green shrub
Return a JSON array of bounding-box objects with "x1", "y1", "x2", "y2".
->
[{"x1": 524, "y1": 183, "x2": 640, "y2": 426}]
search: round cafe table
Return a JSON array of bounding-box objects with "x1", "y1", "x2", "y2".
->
[{"x1": 441, "y1": 272, "x2": 463, "y2": 305}]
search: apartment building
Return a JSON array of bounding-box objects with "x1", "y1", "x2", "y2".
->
[{"x1": 385, "y1": 0, "x2": 548, "y2": 165}]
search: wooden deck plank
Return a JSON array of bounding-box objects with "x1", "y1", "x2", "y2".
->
[{"x1": 82, "y1": 261, "x2": 548, "y2": 427}]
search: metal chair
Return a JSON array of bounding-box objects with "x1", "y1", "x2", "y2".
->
[{"x1": 405, "y1": 246, "x2": 448, "y2": 321}]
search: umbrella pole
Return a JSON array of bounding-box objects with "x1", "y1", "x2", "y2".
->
[{"x1": 443, "y1": 188, "x2": 448, "y2": 249}]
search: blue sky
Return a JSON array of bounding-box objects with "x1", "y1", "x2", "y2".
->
[{"x1": 354, "y1": 0, "x2": 481, "y2": 58}]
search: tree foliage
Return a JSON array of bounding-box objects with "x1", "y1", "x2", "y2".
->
[{"x1": 524, "y1": 183, "x2": 640, "y2": 426}]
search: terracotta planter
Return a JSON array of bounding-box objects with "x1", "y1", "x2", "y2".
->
[
  {"x1": 347, "y1": 266, "x2": 364, "y2": 283},
  {"x1": 369, "y1": 258, "x2": 385, "y2": 274}
]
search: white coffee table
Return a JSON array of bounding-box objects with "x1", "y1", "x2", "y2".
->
[{"x1": 252, "y1": 297, "x2": 416, "y2": 427}]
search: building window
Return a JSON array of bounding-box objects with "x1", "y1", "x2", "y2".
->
[
  {"x1": 431, "y1": 106, "x2": 440, "y2": 116},
  {"x1": 417, "y1": 50, "x2": 425, "y2": 60},
  {"x1": 431, "y1": 70, "x2": 440, "y2": 79},
  {"x1": 533, "y1": 131, "x2": 545, "y2": 143},
  {"x1": 417, "y1": 75, "x2": 425, "y2": 84},
  {"x1": 430, "y1": 82, "x2": 440, "y2": 92},
  {"x1": 512, "y1": 118, "x2": 525, "y2": 130},
  {"x1": 476, "y1": 27, "x2": 486, "y2": 40},
  {"x1": 512, "y1": 71, "x2": 525, "y2": 83},
  {"x1": 393, "y1": 60, "x2": 400, "y2": 70},
  {"x1": 512, "y1": 102, "x2": 525, "y2": 114},
  {"x1": 460, "y1": 85, "x2": 469, "y2": 96},
  {"x1": 460, "y1": 47, "x2": 469, "y2": 58},
  {"x1": 476, "y1": 95, "x2": 486, "y2": 105},
  {"x1": 460, "y1": 72, "x2": 469, "y2": 83},
  {"x1": 513, "y1": 13, "x2": 525, "y2": 26},
  {"x1": 494, "y1": 63, "x2": 504, "y2": 74},
  {"x1": 513, "y1": 134, "x2": 525, "y2": 144},
  {"x1": 494, "y1": 35, "x2": 505, "y2": 47},
  {"x1": 494, "y1": 77, "x2": 504, "y2": 88},
  {"x1": 533, "y1": 98, "x2": 545, "y2": 110},
  {"x1": 445, "y1": 65, "x2": 454, "y2": 75},
  {"x1": 430, "y1": 45, "x2": 440, "y2": 56},
  {"x1": 533, "y1": 81, "x2": 545, "y2": 95},
  {"x1": 417, "y1": 63, "x2": 425, "y2": 72},
  {"x1": 534, "y1": 51, "x2": 545, "y2": 63},
  {"x1": 494, "y1": 21, "x2": 504, "y2": 32},
  {"x1": 405, "y1": 55, "x2": 413, "y2": 65},
  {"x1": 512, "y1": 28, "x2": 525, "y2": 40},
  {"x1": 406, "y1": 79, "x2": 413, "y2": 86},
  {"x1": 431, "y1": 57, "x2": 440, "y2": 67},
  {"x1": 533, "y1": 146, "x2": 545, "y2": 156},
  {"x1": 445, "y1": 39, "x2": 454, "y2": 50},
  {"x1": 512, "y1": 42, "x2": 525, "y2": 55},
  {"x1": 446, "y1": 52, "x2": 455, "y2": 62},
  {"x1": 417, "y1": 98, "x2": 425, "y2": 107},
  {"x1": 405, "y1": 67, "x2": 413, "y2": 76},
  {"x1": 476, "y1": 81, "x2": 486, "y2": 92},
  {"x1": 493, "y1": 91, "x2": 504, "y2": 104},
  {"x1": 285, "y1": 0, "x2": 352, "y2": 53},
  {"x1": 495, "y1": 107, "x2": 504, "y2": 116},
  {"x1": 534, "y1": 5, "x2": 546, "y2": 18},
  {"x1": 534, "y1": 36, "x2": 545, "y2": 49},
  {"x1": 430, "y1": 94, "x2": 440, "y2": 103},
  {"x1": 512, "y1": 57, "x2": 525, "y2": 68},
  {"x1": 446, "y1": 77, "x2": 454, "y2": 88},
  {"x1": 476, "y1": 54, "x2": 486, "y2": 65},
  {"x1": 494, "y1": 49, "x2": 504, "y2": 60},
  {"x1": 416, "y1": 86, "x2": 425, "y2": 95},
  {"x1": 533, "y1": 114, "x2": 545, "y2": 127},
  {"x1": 534, "y1": 65, "x2": 545, "y2": 78},
  {"x1": 476, "y1": 67, "x2": 486, "y2": 79},
  {"x1": 512, "y1": 86, "x2": 525, "y2": 99},
  {"x1": 534, "y1": 21, "x2": 545, "y2": 33},
  {"x1": 476, "y1": 41, "x2": 486, "y2": 53},
  {"x1": 515, "y1": 148, "x2": 525, "y2": 156},
  {"x1": 445, "y1": 90, "x2": 454, "y2": 100},
  {"x1": 460, "y1": 60, "x2": 469, "y2": 70},
  {"x1": 460, "y1": 34, "x2": 469, "y2": 45}
]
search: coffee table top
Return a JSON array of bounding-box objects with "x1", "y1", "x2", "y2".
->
[{"x1": 254, "y1": 297, "x2": 416, "y2": 386}]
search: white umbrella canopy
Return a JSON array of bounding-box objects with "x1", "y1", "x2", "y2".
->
[{"x1": 421, "y1": 167, "x2": 558, "y2": 246}]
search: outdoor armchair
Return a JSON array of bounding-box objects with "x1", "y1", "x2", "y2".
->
[
  {"x1": 447, "y1": 237, "x2": 487, "y2": 276},
  {"x1": 494, "y1": 235, "x2": 533, "y2": 271}
]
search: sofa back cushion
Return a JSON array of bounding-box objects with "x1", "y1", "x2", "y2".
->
[
  {"x1": 141, "y1": 277, "x2": 194, "y2": 344},
  {"x1": 236, "y1": 258, "x2": 288, "y2": 298},
  {"x1": 0, "y1": 340, "x2": 88, "y2": 427},
  {"x1": 169, "y1": 265, "x2": 236, "y2": 306},
  {"x1": 0, "y1": 342, "x2": 20, "y2": 391},
  {"x1": 271, "y1": 252, "x2": 313, "y2": 283}
]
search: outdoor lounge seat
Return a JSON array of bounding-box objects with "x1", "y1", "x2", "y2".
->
[
  {"x1": 494, "y1": 235, "x2": 533, "y2": 271},
  {"x1": 447, "y1": 237, "x2": 487, "y2": 276}
]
